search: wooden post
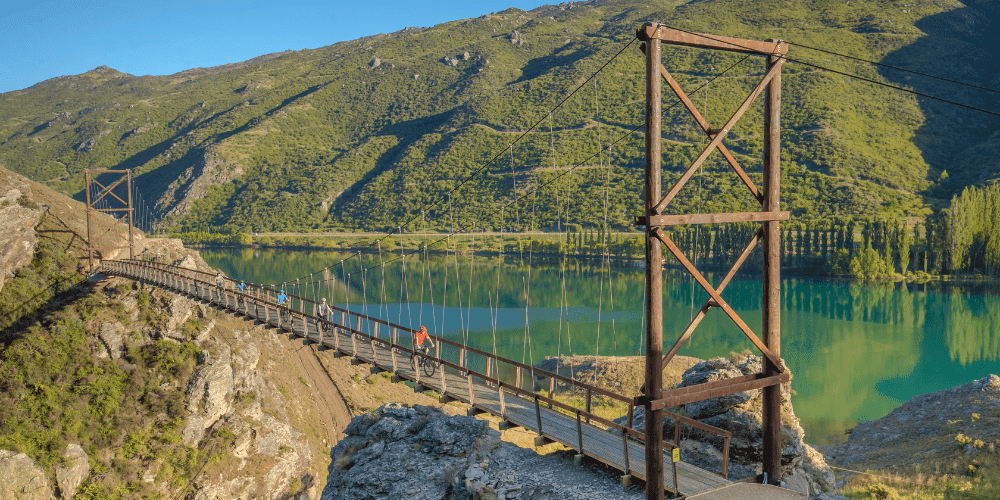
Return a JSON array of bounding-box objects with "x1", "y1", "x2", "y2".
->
[
  {"x1": 640, "y1": 24, "x2": 665, "y2": 500},
  {"x1": 499, "y1": 384, "x2": 506, "y2": 419},
  {"x1": 535, "y1": 395, "x2": 543, "y2": 433},
  {"x1": 467, "y1": 373, "x2": 475, "y2": 405},
  {"x1": 621, "y1": 428, "x2": 631, "y2": 476},
  {"x1": 391, "y1": 327, "x2": 398, "y2": 372},
  {"x1": 761, "y1": 46, "x2": 784, "y2": 486}
]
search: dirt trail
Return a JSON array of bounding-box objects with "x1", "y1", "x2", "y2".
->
[{"x1": 279, "y1": 333, "x2": 352, "y2": 444}]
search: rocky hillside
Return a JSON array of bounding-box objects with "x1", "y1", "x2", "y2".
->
[
  {"x1": 0, "y1": 166, "x2": 454, "y2": 499},
  {"x1": 1, "y1": 0, "x2": 998, "y2": 233},
  {"x1": 825, "y1": 374, "x2": 1000, "y2": 472}
]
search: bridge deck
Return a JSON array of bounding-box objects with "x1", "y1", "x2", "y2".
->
[{"x1": 105, "y1": 260, "x2": 735, "y2": 497}]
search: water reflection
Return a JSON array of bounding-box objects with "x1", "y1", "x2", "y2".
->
[{"x1": 202, "y1": 248, "x2": 1000, "y2": 445}]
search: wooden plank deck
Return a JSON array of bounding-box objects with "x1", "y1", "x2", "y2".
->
[{"x1": 106, "y1": 260, "x2": 735, "y2": 497}]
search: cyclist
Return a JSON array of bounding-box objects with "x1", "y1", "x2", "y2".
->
[
  {"x1": 214, "y1": 272, "x2": 225, "y2": 301},
  {"x1": 276, "y1": 289, "x2": 291, "y2": 325},
  {"x1": 414, "y1": 325, "x2": 435, "y2": 357},
  {"x1": 314, "y1": 297, "x2": 329, "y2": 321},
  {"x1": 236, "y1": 280, "x2": 247, "y2": 309}
]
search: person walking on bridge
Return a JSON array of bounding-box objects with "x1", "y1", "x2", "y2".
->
[{"x1": 414, "y1": 325, "x2": 435, "y2": 357}]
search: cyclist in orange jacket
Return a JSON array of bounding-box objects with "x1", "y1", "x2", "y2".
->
[{"x1": 414, "y1": 325, "x2": 435, "y2": 356}]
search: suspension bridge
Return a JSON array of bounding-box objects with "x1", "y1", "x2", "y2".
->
[{"x1": 83, "y1": 20, "x2": 972, "y2": 498}]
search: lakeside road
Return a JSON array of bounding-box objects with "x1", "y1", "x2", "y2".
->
[{"x1": 251, "y1": 231, "x2": 609, "y2": 237}]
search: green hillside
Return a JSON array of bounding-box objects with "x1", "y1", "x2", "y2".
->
[{"x1": 0, "y1": 0, "x2": 997, "y2": 235}]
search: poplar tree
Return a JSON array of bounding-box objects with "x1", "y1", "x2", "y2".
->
[{"x1": 898, "y1": 220, "x2": 911, "y2": 275}]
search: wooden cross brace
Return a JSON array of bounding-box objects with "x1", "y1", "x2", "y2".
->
[{"x1": 653, "y1": 60, "x2": 784, "y2": 214}]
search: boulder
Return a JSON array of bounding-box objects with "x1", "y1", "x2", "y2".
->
[
  {"x1": 181, "y1": 347, "x2": 234, "y2": 446},
  {"x1": 322, "y1": 403, "x2": 499, "y2": 500},
  {"x1": 55, "y1": 443, "x2": 90, "y2": 498},
  {"x1": 0, "y1": 449, "x2": 54, "y2": 500},
  {"x1": 98, "y1": 322, "x2": 125, "y2": 359}
]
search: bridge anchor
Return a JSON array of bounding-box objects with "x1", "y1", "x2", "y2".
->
[
  {"x1": 498, "y1": 420, "x2": 519, "y2": 431},
  {"x1": 533, "y1": 436, "x2": 553, "y2": 447}
]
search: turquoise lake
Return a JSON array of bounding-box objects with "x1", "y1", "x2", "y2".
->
[{"x1": 202, "y1": 247, "x2": 1000, "y2": 446}]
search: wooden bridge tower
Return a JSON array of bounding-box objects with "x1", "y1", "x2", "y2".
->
[
  {"x1": 636, "y1": 23, "x2": 790, "y2": 499},
  {"x1": 84, "y1": 169, "x2": 136, "y2": 272}
]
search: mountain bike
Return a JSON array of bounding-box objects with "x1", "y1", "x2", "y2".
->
[{"x1": 410, "y1": 348, "x2": 438, "y2": 377}]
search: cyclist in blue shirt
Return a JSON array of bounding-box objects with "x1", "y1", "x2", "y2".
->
[
  {"x1": 236, "y1": 280, "x2": 247, "y2": 310},
  {"x1": 276, "y1": 289, "x2": 291, "y2": 326}
]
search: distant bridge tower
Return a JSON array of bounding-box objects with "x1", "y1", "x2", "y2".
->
[{"x1": 84, "y1": 169, "x2": 135, "y2": 271}]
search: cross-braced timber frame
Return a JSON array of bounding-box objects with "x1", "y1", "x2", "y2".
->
[
  {"x1": 635, "y1": 23, "x2": 790, "y2": 498},
  {"x1": 85, "y1": 169, "x2": 135, "y2": 272}
]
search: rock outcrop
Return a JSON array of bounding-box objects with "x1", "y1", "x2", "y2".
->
[
  {"x1": 0, "y1": 183, "x2": 45, "y2": 292},
  {"x1": 0, "y1": 449, "x2": 54, "y2": 500},
  {"x1": 55, "y1": 444, "x2": 90, "y2": 499},
  {"x1": 614, "y1": 353, "x2": 839, "y2": 499},
  {"x1": 322, "y1": 403, "x2": 646, "y2": 500}
]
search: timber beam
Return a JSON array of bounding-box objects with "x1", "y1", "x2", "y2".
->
[{"x1": 637, "y1": 23, "x2": 788, "y2": 56}]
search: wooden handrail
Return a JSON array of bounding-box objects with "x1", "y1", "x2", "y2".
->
[{"x1": 105, "y1": 258, "x2": 734, "y2": 464}]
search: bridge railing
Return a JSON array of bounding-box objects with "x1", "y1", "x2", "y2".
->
[{"x1": 101, "y1": 257, "x2": 733, "y2": 478}]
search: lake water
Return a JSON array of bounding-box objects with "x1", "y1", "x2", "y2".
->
[{"x1": 202, "y1": 247, "x2": 1000, "y2": 446}]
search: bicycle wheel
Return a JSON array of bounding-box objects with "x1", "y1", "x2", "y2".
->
[
  {"x1": 422, "y1": 356, "x2": 437, "y2": 378},
  {"x1": 410, "y1": 353, "x2": 418, "y2": 375}
]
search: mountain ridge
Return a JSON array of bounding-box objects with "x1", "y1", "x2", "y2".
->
[{"x1": 1, "y1": 0, "x2": 998, "y2": 234}]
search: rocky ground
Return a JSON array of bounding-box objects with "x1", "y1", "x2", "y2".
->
[
  {"x1": 823, "y1": 374, "x2": 1000, "y2": 473},
  {"x1": 322, "y1": 403, "x2": 646, "y2": 500}
]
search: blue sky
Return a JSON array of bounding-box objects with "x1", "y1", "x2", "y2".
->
[{"x1": 0, "y1": 0, "x2": 552, "y2": 93}]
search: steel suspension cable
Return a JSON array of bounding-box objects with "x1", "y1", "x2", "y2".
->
[
  {"x1": 593, "y1": 74, "x2": 608, "y2": 369},
  {"x1": 294, "y1": 52, "x2": 750, "y2": 290},
  {"x1": 286, "y1": 36, "x2": 640, "y2": 285},
  {"x1": 490, "y1": 208, "x2": 505, "y2": 380},
  {"x1": 787, "y1": 40, "x2": 1000, "y2": 94},
  {"x1": 658, "y1": 24, "x2": 1000, "y2": 118}
]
